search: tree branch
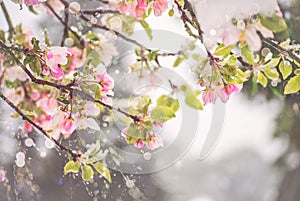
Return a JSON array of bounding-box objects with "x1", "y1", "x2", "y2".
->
[
  {"x1": 0, "y1": 40, "x2": 141, "y2": 122},
  {"x1": 257, "y1": 31, "x2": 300, "y2": 64},
  {"x1": 0, "y1": 91, "x2": 80, "y2": 159}
]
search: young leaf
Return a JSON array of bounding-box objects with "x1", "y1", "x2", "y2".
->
[
  {"x1": 284, "y1": 75, "x2": 300, "y2": 94},
  {"x1": 251, "y1": 76, "x2": 258, "y2": 96},
  {"x1": 139, "y1": 20, "x2": 153, "y2": 40},
  {"x1": 185, "y1": 94, "x2": 203, "y2": 110},
  {"x1": 173, "y1": 57, "x2": 184, "y2": 67},
  {"x1": 157, "y1": 95, "x2": 180, "y2": 112},
  {"x1": 81, "y1": 165, "x2": 94, "y2": 182},
  {"x1": 214, "y1": 44, "x2": 235, "y2": 58},
  {"x1": 257, "y1": 72, "x2": 268, "y2": 87},
  {"x1": 151, "y1": 106, "x2": 176, "y2": 122},
  {"x1": 259, "y1": 14, "x2": 287, "y2": 33},
  {"x1": 241, "y1": 44, "x2": 255, "y2": 64},
  {"x1": 64, "y1": 161, "x2": 80, "y2": 175},
  {"x1": 93, "y1": 162, "x2": 112, "y2": 183},
  {"x1": 263, "y1": 67, "x2": 279, "y2": 80},
  {"x1": 279, "y1": 60, "x2": 292, "y2": 80}
]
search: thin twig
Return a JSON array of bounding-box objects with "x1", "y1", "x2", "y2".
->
[
  {"x1": 0, "y1": 91, "x2": 80, "y2": 159},
  {"x1": 62, "y1": 4, "x2": 70, "y2": 46},
  {"x1": 45, "y1": 2, "x2": 83, "y2": 46},
  {"x1": 257, "y1": 31, "x2": 300, "y2": 64},
  {"x1": 82, "y1": 9, "x2": 120, "y2": 15},
  {"x1": 0, "y1": 1, "x2": 14, "y2": 36}
]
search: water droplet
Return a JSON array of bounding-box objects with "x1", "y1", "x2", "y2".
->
[
  {"x1": 114, "y1": 69, "x2": 120, "y2": 74},
  {"x1": 102, "y1": 115, "x2": 109, "y2": 122},
  {"x1": 271, "y1": 80, "x2": 278, "y2": 87},
  {"x1": 64, "y1": 37, "x2": 74, "y2": 47},
  {"x1": 40, "y1": 152, "x2": 47, "y2": 158},
  {"x1": 16, "y1": 159, "x2": 25, "y2": 167},
  {"x1": 45, "y1": 139, "x2": 55, "y2": 149},
  {"x1": 203, "y1": 37, "x2": 213, "y2": 48},
  {"x1": 90, "y1": 16, "x2": 98, "y2": 25},
  {"x1": 126, "y1": 180, "x2": 135, "y2": 188},
  {"x1": 261, "y1": 48, "x2": 270, "y2": 57},
  {"x1": 143, "y1": 152, "x2": 152, "y2": 160},
  {"x1": 284, "y1": 60, "x2": 291, "y2": 66},
  {"x1": 16, "y1": 152, "x2": 25, "y2": 160},
  {"x1": 69, "y1": 2, "x2": 81, "y2": 14},
  {"x1": 109, "y1": 17, "x2": 122, "y2": 30},
  {"x1": 237, "y1": 20, "x2": 246, "y2": 30},
  {"x1": 103, "y1": 123, "x2": 108, "y2": 127},
  {"x1": 24, "y1": 138, "x2": 34, "y2": 147},
  {"x1": 209, "y1": 29, "x2": 216, "y2": 36}
]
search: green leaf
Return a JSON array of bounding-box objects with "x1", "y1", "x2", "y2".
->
[
  {"x1": 28, "y1": 56, "x2": 41, "y2": 75},
  {"x1": 279, "y1": 60, "x2": 292, "y2": 80},
  {"x1": 126, "y1": 123, "x2": 145, "y2": 139},
  {"x1": 86, "y1": 50, "x2": 101, "y2": 67},
  {"x1": 173, "y1": 57, "x2": 184, "y2": 67},
  {"x1": 157, "y1": 95, "x2": 180, "y2": 112},
  {"x1": 11, "y1": 113, "x2": 20, "y2": 118},
  {"x1": 0, "y1": 30, "x2": 6, "y2": 42},
  {"x1": 93, "y1": 162, "x2": 112, "y2": 183},
  {"x1": 139, "y1": 20, "x2": 152, "y2": 40},
  {"x1": 241, "y1": 44, "x2": 255, "y2": 65},
  {"x1": 270, "y1": 86, "x2": 284, "y2": 100},
  {"x1": 257, "y1": 72, "x2": 268, "y2": 87},
  {"x1": 251, "y1": 76, "x2": 258, "y2": 96},
  {"x1": 185, "y1": 94, "x2": 203, "y2": 110},
  {"x1": 262, "y1": 58, "x2": 280, "y2": 68},
  {"x1": 263, "y1": 67, "x2": 279, "y2": 80},
  {"x1": 81, "y1": 165, "x2": 94, "y2": 182},
  {"x1": 284, "y1": 75, "x2": 300, "y2": 94},
  {"x1": 259, "y1": 14, "x2": 287, "y2": 33},
  {"x1": 168, "y1": 9, "x2": 175, "y2": 17},
  {"x1": 181, "y1": 85, "x2": 203, "y2": 110},
  {"x1": 151, "y1": 106, "x2": 176, "y2": 122},
  {"x1": 214, "y1": 44, "x2": 235, "y2": 58},
  {"x1": 64, "y1": 161, "x2": 80, "y2": 175},
  {"x1": 295, "y1": 69, "x2": 300, "y2": 75},
  {"x1": 28, "y1": 5, "x2": 38, "y2": 14},
  {"x1": 86, "y1": 31, "x2": 99, "y2": 42}
]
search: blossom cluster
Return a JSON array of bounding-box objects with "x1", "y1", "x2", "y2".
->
[{"x1": 116, "y1": 0, "x2": 169, "y2": 19}]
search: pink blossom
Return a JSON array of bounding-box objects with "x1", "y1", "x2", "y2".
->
[
  {"x1": 138, "y1": 0, "x2": 148, "y2": 9},
  {"x1": 46, "y1": 46, "x2": 71, "y2": 79},
  {"x1": 202, "y1": 89, "x2": 217, "y2": 105},
  {"x1": 116, "y1": 1, "x2": 147, "y2": 19},
  {"x1": 37, "y1": 97, "x2": 58, "y2": 115},
  {"x1": 67, "y1": 47, "x2": 86, "y2": 71},
  {"x1": 152, "y1": 0, "x2": 168, "y2": 16},
  {"x1": 223, "y1": 23, "x2": 274, "y2": 51},
  {"x1": 61, "y1": 116, "x2": 76, "y2": 138},
  {"x1": 133, "y1": 140, "x2": 145, "y2": 149},
  {"x1": 24, "y1": 0, "x2": 40, "y2": 6},
  {"x1": 30, "y1": 89, "x2": 40, "y2": 101},
  {"x1": 146, "y1": 134, "x2": 164, "y2": 150},
  {"x1": 0, "y1": 169, "x2": 6, "y2": 183},
  {"x1": 23, "y1": 122, "x2": 33, "y2": 132},
  {"x1": 97, "y1": 72, "x2": 114, "y2": 95},
  {"x1": 203, "y1": 84, "x2": 243, "y2": 104}
]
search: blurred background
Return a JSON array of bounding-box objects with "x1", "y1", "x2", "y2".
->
[{"x1": 1, "y1": 0, "x2": 300, "y2": 200}]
